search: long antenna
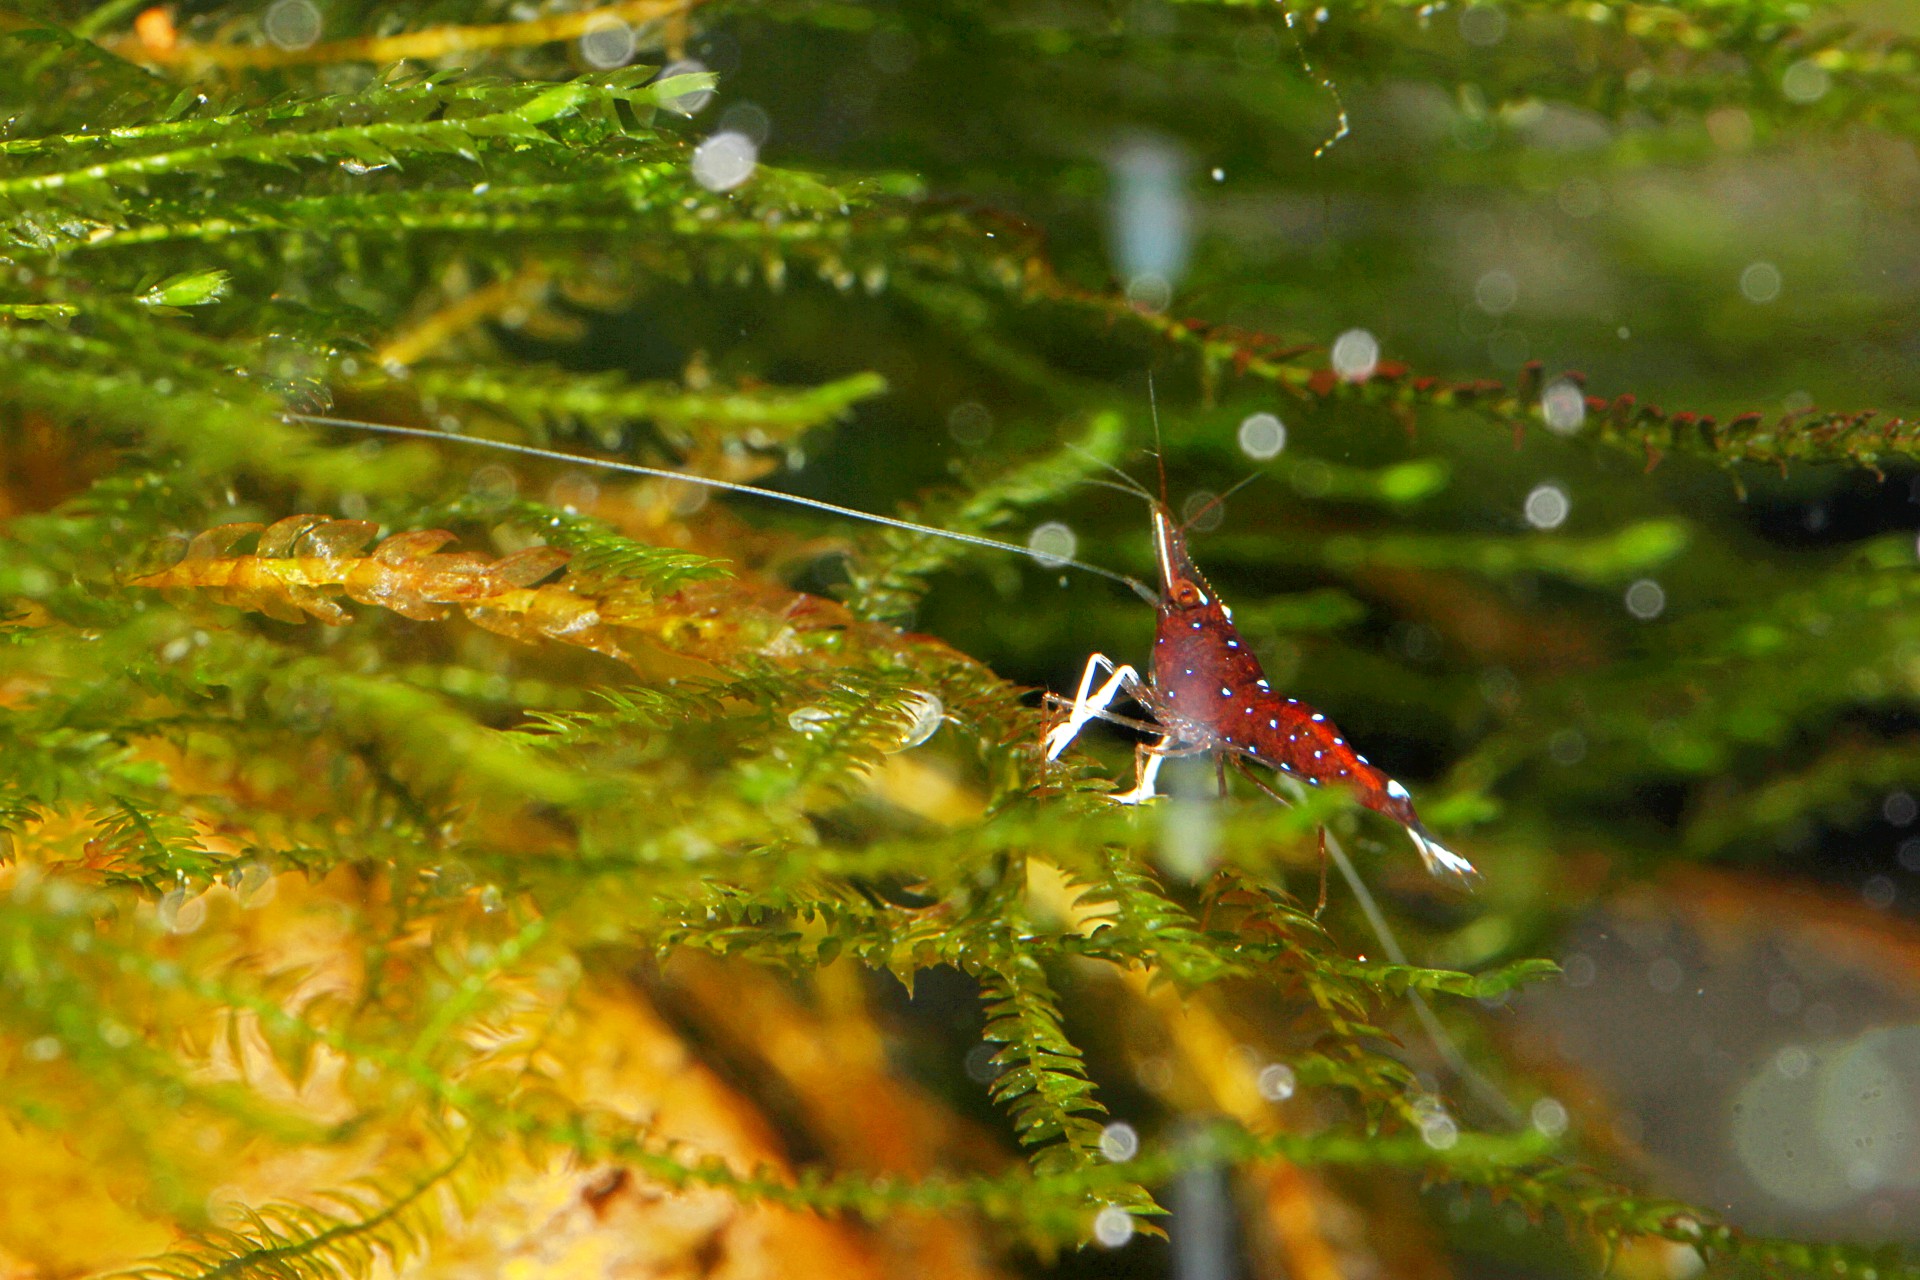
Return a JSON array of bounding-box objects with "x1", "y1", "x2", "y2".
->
[
  {"x1": 1177, "y1": 470, "x2": 1264, "y2": 536},
  {"x1": 287, "y1": 413, "x2": 1157, "y2": 603},
  {"x1": 1147, "y1": 370, "x2": 1169, "y2": 511}
]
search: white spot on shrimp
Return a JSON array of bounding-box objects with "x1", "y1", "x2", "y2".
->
[
  {"x1": 1219, "y1": 686, "x2": 1232, "y2": 698},
  {"x1": 1333, "y1": 738, "x2": 1344, "y2": 746},
  {"x1": 1257, "y1": 680, "x2": 1270, "y2": 690},
  {"x1": 1269, "y1": 718, "x2": 1278, "y2": 728},
  {"x1": 1311, "y1": 713, "x2": 1325, "y2": 722},
  {"x1": 1387, "y1": 780, "x2": 1410, "y2": 800},
  {"x1": 1313, "y1": 750, "x2": 1323, "y2": 759},
  {"x1": 1191, "y1": 620, "x2": 1202, "y2": 630},
  {"x1": 1227, "y1": 639, "x2": 1239, "y2": 648}
]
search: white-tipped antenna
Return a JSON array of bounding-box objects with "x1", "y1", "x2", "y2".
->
[{"x1": 288, "y1": 414, "x2": 1157, "y2": 604}]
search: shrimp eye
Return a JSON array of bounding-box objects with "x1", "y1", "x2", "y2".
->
[{"x1": 1170, "y1": 580, "x2": 1205, "y2": 608}]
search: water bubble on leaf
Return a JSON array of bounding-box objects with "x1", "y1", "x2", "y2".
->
[
  {"x1": 1420, "y1": 1113, "x2": 1460, "y2": 1150},
  {"x1": 656, "y1": 59, "x2": 715, "y2": 115},
  {"x1": 692, "y1": 131, "x2": 758, "y2": 193},
  {"x1": 1092, "y1": 1205, "x2": 1136, "y2": 1248},
  {"x1": 1474, "y1": 268, "x2": 1518, "y2": 314},
  {"x1": 1782, "y1": 59, "x2": 1831, "y2": 104},
  {"x1": 1237, "y1": 412, "x2": 1286, "y2": 460},
  {"x1": 263, "y1": 0, "x2": 322, "y2": 51},
  {"x1": 1099, "y1": 1121, "x2": 1140, "y2": 1162},
  {"x1": 1625, "y1": 578, "x2": 1666, "y2": 620},
  {"x1": 788, "y1": 706, "x2": 835, "y2": 736},
  {"x1": 1524, "y1": 482, "x2": 1569, "y2": 529},
  {"x1": 718, "y1": 101, "x2": 772, "y2": 146},
  {"x1": 1459, "y1": 3, "x2": 1507, "y2": 45},
  {"x1": 1530, "y1": 1097, "x2": 1570, "y2": 1137},
  {"x1": 891, "y1": 691, "x2": 944, "y2": 752},
  {"x1": 1211, "y1": 166, "x2": 1226, "y2": 181},
  {"x1": 158, "y1": 887, "x2": 205, "y2": 934},
  {"x1": 1331, "y1": 328, "x2": 1380, "y2": 381},
  {"x1": 1258, "y1": 1062, "x2": 1297, "y2": 1101},
  {"x1": 577, "y1": 17, "x2": 636, "y2": 69},
  {"x1": 1740, "y1": 261, "x2": 1782, "y2": 304},
  {"x1": 1027, "y1": 521, "x2": 1078, "y2": 569},
  {"x1": 1541, "y1": 379, "x2": 1586, "y2": 435}
]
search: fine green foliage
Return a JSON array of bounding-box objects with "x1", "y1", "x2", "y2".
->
[{"x1": 4, "y1": 0, "x2": 1920, "y2": 1277}]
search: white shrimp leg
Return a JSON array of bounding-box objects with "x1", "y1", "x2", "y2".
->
[
  {"x1": 1043, "y1": 653, "x2": 1142, "y2": 761},
  {"x1": 1109, "y1": 738, "x2": 1169, "y2": 805}
]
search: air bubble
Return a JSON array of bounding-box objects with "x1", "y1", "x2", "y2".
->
[
  {"x1": 1237, "y1": 412, "x2": 1286, "y2": 460},
  {"x1": 1885, "y1": 791, "x2": 1917, "y2": 826},
  {"x1": 1257, "y1": 1062, "x2": 1297, "y2": 1101},
  {"x1": 788, "y1": 706, "x2": 835, "y2": 736},
  {"x1": 1863, "y1": 875, "x2": 1897, "y2": 910},
  {"x1": 656, "y1": 59, "x2": 715, "y2": 115},
  {"x1": 1524, "y1": 482, "x2": 1569, "y2": 530},
  {"x1": 1099, "y1": 1121, "x2": 1140, "y2": 1162},
  {"x1": 1092, "y1": 1205, "x2": 1136, "y2": 1247},
  {"x1": 263, "y1": 0, "x2": 322, "y2": 50},
  {"x1": 1530, "y1": 1097, "x2": 1570, "y2": 1137},
  {"x1": 1740, "y1": 261, "x2": 1782, "y2": 304},
  {"x1": 718, "y1": 101, "x2": 772, "y2": 146},
  {"x1": 1028, "y1": 521, "x2": 1078, "y2": 569},
  {"x1": 692, "y1": 132, "x2": 758, "y2": 193},
  {"x1": 1474, "y1": 268, "x2": 1518, "y2": 315},
  {"x1": 1420, "y1": 1113, "x2": 1460, "y2": 1150},
  {"x1": 1459, "y1": 3, "x2": 1507, "y2": 45},
  {"x1": 1181, "y1": 489, "x2": 1225, "y2": 533},
  {"x1": 1625, "y1": 578, "x2": 1666, "y2": 620},
  {"x1": 577, "y1": 17, "x2": 636, "y2": 69},
  {"x1": 1541, "y1": 379, "x2": 1586, "y2": 435},
  {"x1": 947, "y1": 401, "x2": 993, "y2": 447},
  {"x1": 890, "y1": 691, "x2": 945, "y2": 752},
  {"x1": 1330, "y1": 328, "x2": 1379, "y2": 382},
  {"x1": 1782, "y1": 60, "x2": 1831, "y2": 104}
]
